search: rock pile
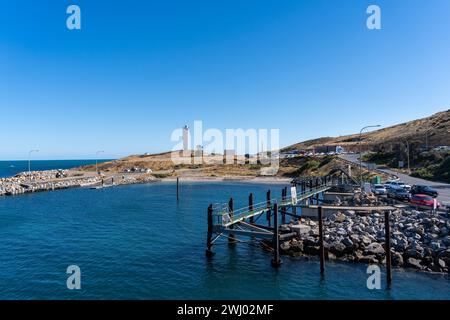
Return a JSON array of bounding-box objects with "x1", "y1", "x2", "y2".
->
[
  {"x1": 0, "y1": 170, "x2": 157, "y2": 196},
  {"x1": 280, "y1": 209, "x2": 450, "y2": 273}
]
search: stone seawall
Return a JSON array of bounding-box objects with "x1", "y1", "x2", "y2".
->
[
  {"x1": 277, "y1": 209, "x2": 450, "y2": 273},
  {"x1": 0, "y1": 169, "x2": 157, "y2": 196}
]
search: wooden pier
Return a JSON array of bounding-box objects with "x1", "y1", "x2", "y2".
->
[{"x1": 206, "y1": 174, "x2": 396, "y2": 286}]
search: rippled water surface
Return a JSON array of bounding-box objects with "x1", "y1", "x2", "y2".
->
[{"x1": 0, "y1": 182, "x2": 449, "y2": 299}]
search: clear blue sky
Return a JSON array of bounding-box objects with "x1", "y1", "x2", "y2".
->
[{"x1": 1, "y1": 0, "x2": 449, "y2": 160}]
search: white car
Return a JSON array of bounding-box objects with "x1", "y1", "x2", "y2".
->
[
  {"x1": 385, "y1": 180, "x2": 411, "y2": 191},
  {"x1": 372, "y1": 184, "x2": 387, "y2": 195}
]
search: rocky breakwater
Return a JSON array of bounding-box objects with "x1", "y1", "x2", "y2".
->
[
  {"x1": 279, "y1": 209, "x2": 450, "y2": 273},
  {"x1": 0, "y1": 170, "x2": 100, "y2": 196},
  {"x1": 0, "y1": 170, "x2": 159, "y2": 196}
]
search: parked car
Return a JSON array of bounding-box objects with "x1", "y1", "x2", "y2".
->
[
  {"x1": 410, "y1": 185, "x2": 438, "y2": 198},
  {"x1": 410, "y1": 194, "x2": 440, "y2": 208},
  {"x1": 371, "y1": 184, "x2": 387, "y2": 195},
  {"x1": 385, "y1": 180, "x2": 411, "y2": 191},
  {"x1": 384, "y1": 179, "x2": 398, "y2": 188},
  {"x1": 387, "y1": 188, "x2": 411, "y2": 201}
]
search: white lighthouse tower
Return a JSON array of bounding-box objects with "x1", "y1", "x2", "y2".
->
[{"x1": 182, "y1": 125, "x2": 190, "y2": 156}]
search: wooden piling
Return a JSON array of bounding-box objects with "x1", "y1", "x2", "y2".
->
[
  {"x1": 281, "y1": 188, "x2": 286, "y2": 224},
  {"x1": 318, "y1": 206, "x2": 325, "y2": 275},
  {"x1": 249, "y1": 193, "x2": 254, "y2": 223},
  {"x1": 266, "y1": 190, "x2": 271, "y2": 227},
  {"x1": 271, "y1": 203, "x2": 282, "y2": 267},
  {"x1": 206, "y1": 204, "x2": 214, "y2": 256},
  {"x1": 385, "y1": 210, "x2": 392, "y2": 286},
  {"x1": 228, "y1": 198, "x2": 236, "y2": 244}
]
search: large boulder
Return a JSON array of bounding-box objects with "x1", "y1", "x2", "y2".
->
[
  {"x1": 358, "y1": 255, "x2": 378, "y2": 264},
  {"x1": 341, "y1": 237, "x2": 354, "y2": 248},
  {"x1": 280, "y1": 241, "x2": 291, "y2": 251},
  {"x1": 364, "y1": 242, "x2": 385, "y2": 256},
  {"x1": 290, "y1": 240, "x2": 304, "y2": 252},
  {"x1": 361, "y1": 236, "x2": 372, "y2": 246},
  {"x1": 392, "y1": 252, "x2": 404, "y2": 266},
  {"x1": 330, "y1": 242, "x2": 346, "y2": 257},
  {"x1": 290, "y1": 224, "x2": 311, "y2": 236},
  {"x1": 437, "y1": 258, "x2": 446, "y2": 269},
  {"x1": 335, "y1": 212, "x2": 346, "y2": 223},
  {"x1": 406, "y1": 257, "x2": 423, "y2": 270}
]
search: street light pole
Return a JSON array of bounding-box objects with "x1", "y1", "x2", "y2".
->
[
  {"x1": 96, "y1": 151, "x2": 105, "y2": 174},
  {"x1": 28, "y1": 149, "x2": 39, "y2": 181},
  {"x1": 405, "y1": 140, "x2": 410, "y2": 174},
  {"x1": 359, "y1": 125, "x2": 381, "y2": 188}
]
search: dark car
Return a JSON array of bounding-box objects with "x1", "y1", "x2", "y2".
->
[
  {"x1": 410, "y1": 185, "x2": 438, "y2": 198},
  {"x1": 387, "y1": 188, "x2": 411, "y2": 201}
]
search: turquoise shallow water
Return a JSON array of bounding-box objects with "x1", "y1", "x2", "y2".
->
[{"x1": 0, "y1": 180, "x2": 449, "y2": 299}]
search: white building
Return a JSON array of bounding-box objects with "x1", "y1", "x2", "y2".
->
[{"x1": 182, "y1": 125, "x2": 190, "y2": 154}]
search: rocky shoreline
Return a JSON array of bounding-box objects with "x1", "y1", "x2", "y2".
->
[
  {"x1": 0, "y1": 170, "x2": 158, "y2": 196},
  {"x1": 275, "y1": 209, "x2": 450, "y2": 274}
]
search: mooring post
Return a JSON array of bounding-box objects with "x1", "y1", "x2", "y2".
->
[
  {"x1": 176, "y1": 177, "x2": 179, "y2": 201},
  {"x1": 228, "y1": 198, "x2": 236, "y2": 244},
  {"x1": 271, "y1": 203, "x2": 282, "y2": 267},
  {"x1": 318, "y1": 206, "x2": 325, "y2": 275},
  {"x1": 249, "y1": 193, "x2": 254, "y2": 223},
  {"x1": 385, "y1": 210, "x2": 392, "y2": 286},
  {"x1": 206, "y1": 204, "x2": 214, "y2": 256},
  {"x1": 266, "y1": 190, "x2": 271, "y2": 227},
  {"x1": 281, "y1": 188, "x2": 286, "y2": 224}
]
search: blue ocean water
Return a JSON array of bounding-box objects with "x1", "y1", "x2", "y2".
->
[
  {"x1": 0, "y1": 180, "x2": 449, "y2": 300},
  {"x1": 0, "y1": 160, "x2": 112, "y2": 178}
]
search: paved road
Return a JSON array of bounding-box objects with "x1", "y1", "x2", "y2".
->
[{"x1": 339, "y1": 154, "x2": 450, "y2": 204}]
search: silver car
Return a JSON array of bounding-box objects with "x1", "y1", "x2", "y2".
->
[{"x1": 372, "y1": 184, "x2": 387, "y2": 195}]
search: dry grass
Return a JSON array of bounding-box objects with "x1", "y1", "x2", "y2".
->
[{"x1": 285, "y1": 109, "x2": 450, "y2": 151}]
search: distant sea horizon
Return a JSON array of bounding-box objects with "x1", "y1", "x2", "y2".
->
[{"x1": 0, "y1": 159, "x2": 114, "y2": 178}]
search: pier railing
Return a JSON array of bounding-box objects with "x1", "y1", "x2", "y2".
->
[{"x1": 213, "y1": 181, "x2": 333, "y2": 228}]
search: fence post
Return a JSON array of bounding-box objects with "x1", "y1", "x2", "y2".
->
[
  {"x1": 206, "y1": 204, "x2": 214, "y2": 256},
  {"x1": 266, "y1": 190, "x2": 271, "y2": 227},
  {"x1": 271, "y1": 203, "x2": 282, "y2": 267},
  {"x1": 249, "y1": 193, "x2": 254, "y2": 223},
  {"x1": 385, "y1": 210, "x2": 392, "y2": 286},
  {"x1": 228, "y1": 198, "x2": 236, "y2": 244},
  {"x1": 318, "y1": 206, "x2": 325, "y2": 275},
  {"x1": 281, "y1": 188, "x2": 286, "y2": 224}
]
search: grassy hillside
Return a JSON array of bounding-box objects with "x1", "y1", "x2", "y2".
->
[{"x1": 284, "y1": 109, "x2": 450, "y2": 152}]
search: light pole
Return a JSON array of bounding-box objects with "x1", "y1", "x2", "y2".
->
[
  {"x1": 404, "y1": 140, "x2": 411, "y2": 174},
  {"x1": 96, "y1": 151, "x2": 105, "y2": 174},
  {"x1": 359, "y1": 125, "x2": 381, "y2": 187},
  {"x1": 28, "y1": 149, "x2": 39, "y2": 181}
]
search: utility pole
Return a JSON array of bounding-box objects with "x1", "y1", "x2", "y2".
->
[
  {"x1": 359, "y1": 125, "x2": 381, "y2": 188},
  {"x1": 404, "y1": 140, "x2": 410, "y2": 174}
]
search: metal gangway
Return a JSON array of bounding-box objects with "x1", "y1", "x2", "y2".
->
[{"x1": 205, "y1": 175, "x2": 336, "y2": 255}]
